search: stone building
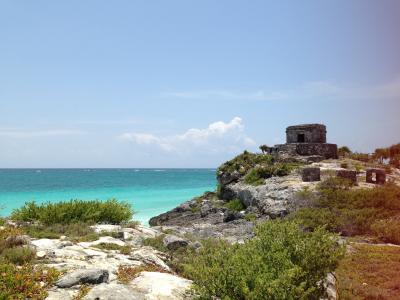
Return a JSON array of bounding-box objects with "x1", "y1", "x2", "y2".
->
[
  {"x1": 286, "y1": 124, "x2": 327, "y2": 143},
  {"x1": 270, "y1": 123, "x2": 338, "y2": 161}
]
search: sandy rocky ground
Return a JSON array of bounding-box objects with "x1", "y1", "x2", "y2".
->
[{"x1": 27, "y1": 224, "x2": 192, "y2": 300}]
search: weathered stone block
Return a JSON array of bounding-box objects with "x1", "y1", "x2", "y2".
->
[
  {"x1": 366, "y1": 168, "x2": 386, "y2": 184},
  {"x1": 336, "y1": 170, "x2": 357, "y2": 184},
  {"x1": 302, "y1": 167, "x2": 321, "y2": 182}
]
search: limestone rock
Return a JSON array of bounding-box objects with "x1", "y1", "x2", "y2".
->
[
  {"x1": 46, "y1": 288, "x2": 76, "y2": 300},
  {"x1": 163, "y1": 235, "x2": 189, "y2": 250},
  {"x1": 129, "y1": 271, "x2": 192, "y2": 300},
  {"x1": 83, "y1": 283, "x2": 143, "y2": 300},
  {"x1": 130, "y1": 247, "x2": 171, "y2": 271},
  {"x1": 55, "y1": 268, "x2": 109, "y2": 288},
  {"x1": 78, "y1": 236, "x2": 126, "y2": 248}
]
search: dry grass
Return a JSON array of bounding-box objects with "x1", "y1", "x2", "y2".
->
[
  {"x1": 116, "y1": 264, "x2": 167, "y2": 283},
  {"x1": 336, "y1": 243, "x2": 400, "y2": 299}
]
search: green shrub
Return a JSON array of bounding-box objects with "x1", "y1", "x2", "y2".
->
[
  {"x1": 0, "y1": 264, "x2": 59, "y2": 299},
  {"x1": 340, "y1": 162, "x2": 348, "y2": 169},
  {"x1": 244, "y1": 213, "x2": 257, "y2": 221},
  {"x1": 224, "y1": 199, "x2": 245, "y2": 212},
  {"x1": 1, "y1": 246, "x2": 36, "y2": 265},
  {"x1": 184, "y1": 220, "x2": 344, "y2": 299},
  {"x1": 143, "y1": 234, "x2": 167, "y2": 252},
  {"x1": 11, "y1": 199, "x2": 133, "y2": 225},
  {"x1": 292, "y1": 179, "x2": 400, "y2": 240},
  {"x1": 22, "y1": 222, "x2": 101, "y2": 242},
  {"x1": 122, "y1": 220, "x2": 141, "y2": 229},
  {"x1": 244, "y1": 163, "x2": 296, "y2": 186},
  {"x1": 218, "y1": 151, "x2": 274, "y2": 175},
  {"x1": 371, "y1": 218, "x2": 400, "y2": 244}
]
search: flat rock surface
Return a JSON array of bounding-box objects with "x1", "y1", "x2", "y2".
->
[
  {"x1": 83, "y1": 283, "x2": 144, "y2": 300},
  {"x1": 55, "y1": 268, "x2": 109, "y2": 288},
  {"x1": 129, "y1": 271, "x2": 192, "y2": 300}
]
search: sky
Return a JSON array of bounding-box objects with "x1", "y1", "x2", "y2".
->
[{"x1": 0, "y1": 0, "x2": 399, "y2": 168}]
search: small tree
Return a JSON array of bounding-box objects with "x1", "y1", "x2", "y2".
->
[
  {"x1": 338, "y1": 146, "x2": 351, "y2": 158},
  {"x1": 374, "y1": 148, "x2": 389, "y2": 164},
  {"x1": 259, "y1": 144, "x2": 270, "y2": 154}
]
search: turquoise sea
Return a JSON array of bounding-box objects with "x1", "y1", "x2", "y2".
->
[{"x1": 0, "y1": 169, "x2": 216, "y2": 224}]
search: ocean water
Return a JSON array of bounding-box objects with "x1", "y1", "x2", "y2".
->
[{"x1": 0, "y1": 169, "x2": 216, "y2": 224}]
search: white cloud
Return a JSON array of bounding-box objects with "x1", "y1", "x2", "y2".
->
[
  {"x1": 118, "y1": 117, "x2": 256, "y2": 154},
  {"x1": 0, "y1": 129, "x2": 86, "y2": 138},
  {"x1": 162, "y1": 75, "x2": 400, "y2": 101}
]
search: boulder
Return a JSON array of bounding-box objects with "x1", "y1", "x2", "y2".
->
[
  {"x1": 55, "y1": 268, "x2": 109, "y2": 288},
  {"x1": 217, "y1": 170, "x2": 241, "y2": 185},
  {"x1": 163, "y1": 235, "x2": 189, "y2": 250}
]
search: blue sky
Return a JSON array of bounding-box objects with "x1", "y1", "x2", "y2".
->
[{"x1": 0, "y1": 0, "x2": 399, "y2": 168}]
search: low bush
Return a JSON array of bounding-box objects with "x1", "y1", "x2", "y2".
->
[
  {"x1": 142, "y1": 234, "x2": 167, "y2": 252},
  {"x1": 371, "y1": 217, "x2": 400, "y2": 244},
  {"x1": 0, "y1": 263, "x2": 59, "y2": 299},
  {"x1": 244, "y1": 163, "x2": 298, "y2": 186},
  {"x1": 218, "y1": 151, "x2": 274, "y2": 175},
  {"x1": 11, "y1": 199, "x2": 133, "y2": 225},
  {"x1": 224, "y1": 199, "x2": 245, "y2": 212},
  {"x1": 183, "y1": 220, "x2": 344, "y2": 299},
  {"x1": 292, "y1": 178, "x2": 400, "y2": 240},
  {"x1": 244, "y1": 213, "x2": 257, "y2": 221},
  {"x1": 1, "y1": 246, "x2": 36, "y2": 265},
  {"x1": 22, "y1": 222, "x2": 102, "y2": 242},
  {"x1": 0, "y1": 226, "x2": 35, "y2": 265}
]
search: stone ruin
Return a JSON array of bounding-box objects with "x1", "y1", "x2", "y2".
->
[
  {"x1": 366, "y1": 168, "x2": 386, "y2": 184},
  {"x1": 269, "y1": 124, "x2": 338, "y2": 161},
  {"x1": 301, "y1": 167, "x2": 321, "y2": 182}
]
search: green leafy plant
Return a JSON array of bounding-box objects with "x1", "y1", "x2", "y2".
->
[
  {"x1": 1, "y1": 246, "x2": 36, "y2": 265},
  {"x1": 183, "y1": 220, "x2": 344, "y2": 299},
  {"x1": 244, "y1": 163, "x2": 296, "y2": 186},
  {"x1": 11, "y1": 199, "x2": 133, "y2": 225},
  {"x1": 224, "y1": 199, "x2": 245, "y2": 212},
  {"x1": 0, "y1": 264, "x2": 59, "y2": 300}
]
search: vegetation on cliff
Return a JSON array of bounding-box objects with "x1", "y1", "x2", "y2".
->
[{"x1": 218, "y1": 150, "x2": 302, "y2": 186}]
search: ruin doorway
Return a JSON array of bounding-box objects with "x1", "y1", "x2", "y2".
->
[{"x1": 297, "y1": 134, "x2": 305, "y2": 143}]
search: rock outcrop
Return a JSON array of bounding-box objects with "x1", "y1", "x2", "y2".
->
[{"x1": 29, "y1": 224, "x2": 194, "y2": 300}]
